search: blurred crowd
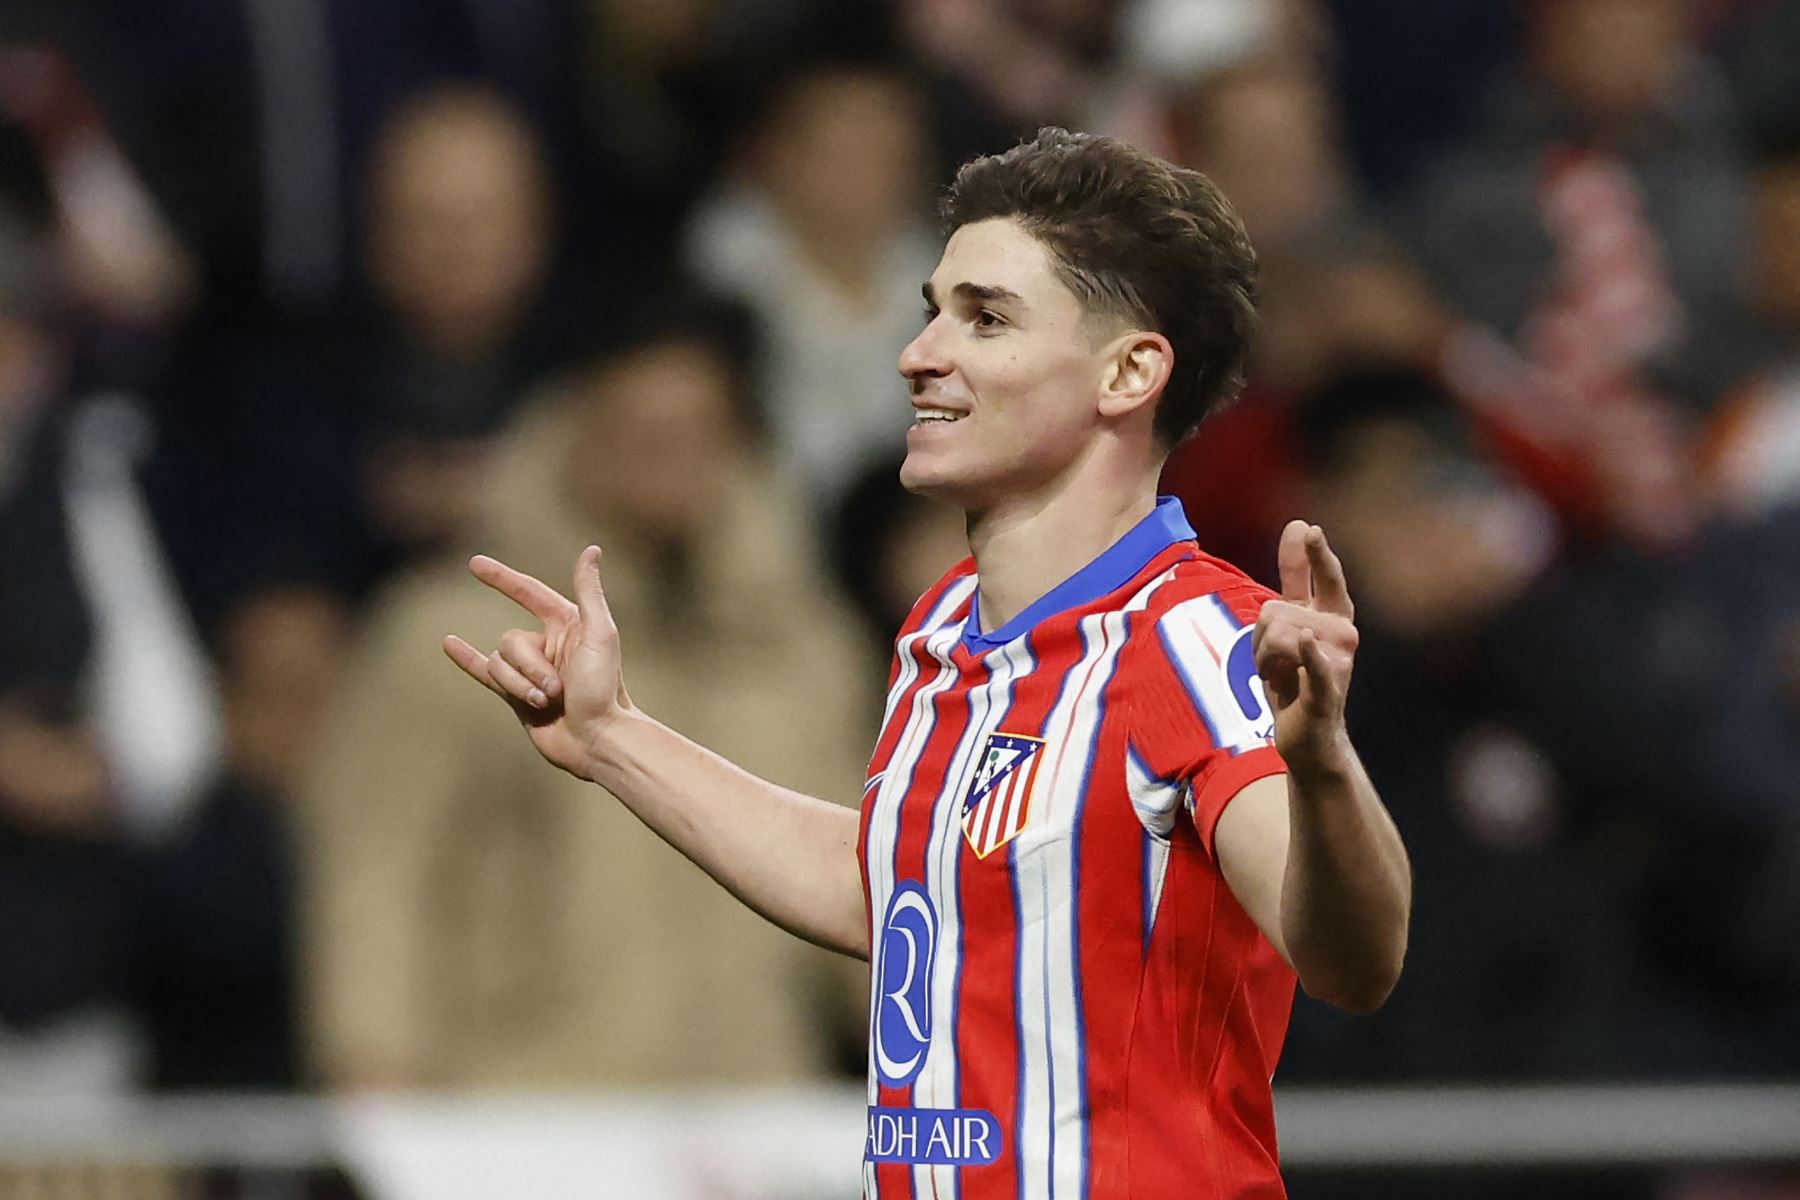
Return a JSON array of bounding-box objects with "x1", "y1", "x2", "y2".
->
[{"x1": 0, "y1": 0, "x2": 1797, "y2": 1103}]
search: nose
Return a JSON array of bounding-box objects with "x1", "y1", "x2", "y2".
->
[{"x1": 898, "y1": 316, "x2": 949, "y2": 391}]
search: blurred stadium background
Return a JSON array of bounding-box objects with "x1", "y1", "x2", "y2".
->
[{"x1": 0, "y1": 0, "x2": 1797, "y2": 1196}]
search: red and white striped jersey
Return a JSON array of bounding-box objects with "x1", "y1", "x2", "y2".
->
[{"x1": 857, "y1": 497, "x2": 1296, "y2": 1200}]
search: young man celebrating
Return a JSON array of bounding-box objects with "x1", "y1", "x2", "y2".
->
[{"x1": 444, "y1": 129, "x2": 1410, "y2": 1198}]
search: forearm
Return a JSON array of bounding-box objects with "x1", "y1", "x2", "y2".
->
[
  {"x1": 1280, "y1": 741, "x2": 1411, "y2": 1013},
  {"x1": 585, "y1": 707, "x2": 869, "y2": 958}
]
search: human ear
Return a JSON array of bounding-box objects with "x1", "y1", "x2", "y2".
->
[{"x1": 1097, "y1": 331, "x2": 1173, "y2": 420}]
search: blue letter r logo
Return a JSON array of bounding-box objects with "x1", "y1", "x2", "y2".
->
[{"x1": 874, "y1": 881, "x2": 936, "y2": 1087}]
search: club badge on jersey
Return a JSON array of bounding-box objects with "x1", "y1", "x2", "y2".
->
[{"x1": 959, "y1": 732, "x2": 1045, "y2": 859}]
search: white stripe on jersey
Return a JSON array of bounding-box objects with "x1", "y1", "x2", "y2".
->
[
  {"x1": 865, "y1": 577, "x2": 976, "y2": 1200},
  {"x1": 880, "y1": 577, "x2": 980, "y2": 732},
  {"x1": 1157, "y1": 594, "x2": 1267, "y2": 754},
  {"x1": 1012, "y1": 567, "x2": 1178, "y2": 1200},
  {"x1": 912, "y1": 636, "x2": 1034, "y2": 1200},
  {"x1": 1125, "y1": 745, "x2": 1182, "y2": 838},
  {"x1": 1126, "y1": 749, "x2": 1178, "y2": 951}
]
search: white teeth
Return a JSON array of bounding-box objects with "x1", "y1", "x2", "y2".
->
[{"x1": 914, "y1": 407, "x2": 965, "y2": 424}]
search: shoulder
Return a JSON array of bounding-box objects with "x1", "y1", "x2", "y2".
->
[
  {"x1": 1137, "y1": 551, "x2": 1276, "y2": 633},
  {"x1": 1119, "y1": 552, "x2": 1273, "y2": 711}
]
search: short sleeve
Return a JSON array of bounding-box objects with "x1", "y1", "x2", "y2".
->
[{"x1": 1128, "y1": 586, "x2": 1287, "y2": 856}]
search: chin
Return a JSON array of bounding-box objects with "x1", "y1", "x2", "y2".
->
[{"x1": 899, "y1": 451, "x2": 968, "y2": 503}]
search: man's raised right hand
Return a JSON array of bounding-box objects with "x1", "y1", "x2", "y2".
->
[{"x1": 443, "y1": 545, "x2": 629, "y2": 780}]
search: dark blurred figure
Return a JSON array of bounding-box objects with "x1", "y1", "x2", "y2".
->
[
  {"x1": 1411, "y1": 0, "x2": 1753, "y2": 549},
  {"x1": 148, "y1": 84, "x2": 580, "y2": 627},
  {"x1": 1126, "y1": 18, "x2": 1390, "y2": 587},
  {"x1": 298, "y1": 296, "x2": 875, "y2": 1090},
  {"x1": 1157, "y1": 41, "x2": 1358, "y2": 252},
  {"x1": 898, "y1": 0, "x2": 1127, "y2": 132},
  {"x1": 54, "y1": 0, "x2": 561, "y2": 318},
  {"x1": 1282, "y1": 367, "x2": 1800, "y2": 1081},
  {"x1": 1277, "y1": 366, "x2": 1643, "y2": 1084},
  {"x1": 0, "y1": 119, "x2": 133, "y2": 1091},
  {"x1": 829, "y1": 455, "x2": 969, "y2": 655},
  {"x1": 351, "y1": 85, "x2": 570, "y2": 569},
  {"x1": 1728, "y1": 0, "x2": 1800, "y2": 151},
  {"x1": 129, "y1": 584, "x2": 350, "y2": 1090},
  {"x1": 1162, "y1": 229, "x2": 1457, "y2": 587},
  {"x1": 683, "y1": 56, "x2": 939, "y2": 512},
  {"x1": 570, "y1": 0, "x2": 745, "y2": 271},
  {"x1": 0, "y1": 42, "x2": 197, "y2": 392},
  {"x1": 1704, "y1": 124, "x2": 1800, "y2": 519},
  {"x1": 1318, "y1": 0, "x2": 1518, "y2": 194}
]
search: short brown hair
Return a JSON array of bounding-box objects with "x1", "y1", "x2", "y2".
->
[{"x1": 940, "y1": 127, "x2": 1259, "y2": 445}]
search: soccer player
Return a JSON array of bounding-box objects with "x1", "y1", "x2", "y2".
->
[{"x1": 444, "y1": 128, "x2": 1411, "y2": 1198}]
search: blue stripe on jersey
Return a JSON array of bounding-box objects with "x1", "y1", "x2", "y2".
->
[
  {"x1": 962, "y1": 496, "x2": 1194, "y2": 655},
  {"x1": 1141, "y1": 829, "x2": 1155, "y2": 958},
  {"x1": 919, "y1": 636, "x2": 1035, "y2": 1199},
  {"x1": 1063, "y1": 619, "x2": 1126, "y2": 1200},
  {"x1": 1011, "y1": 622, "x2": 1093, "y2": 1200},
  {"x1": 1011, "y1": 617, "x2": 1097, "y2": 1200},
  {"x1": 869, "y1": 588, "x2": 973, "y2": 1200}
]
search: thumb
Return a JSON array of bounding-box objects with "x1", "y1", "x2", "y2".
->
[{"x1": 573, "y1": 545, "x2": 613, "y2": 634}]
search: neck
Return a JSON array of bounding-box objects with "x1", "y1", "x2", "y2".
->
[{"x1": 966, "y1": 453, "x2": 1161, "y2": 633}]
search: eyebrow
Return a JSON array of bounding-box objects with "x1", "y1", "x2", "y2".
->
[{"x1": 922, "y1": 281, "x2": 1027, "y2": 308}]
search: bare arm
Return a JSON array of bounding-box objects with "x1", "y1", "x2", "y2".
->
[
  {"x1": 1215, "y1": 521, "x2": 1411, "y2": 1014},
  {"x1": 444, "y1": 547, "x2": 869, "y2": 959}
]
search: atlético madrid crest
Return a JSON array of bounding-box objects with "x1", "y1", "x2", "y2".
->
[{"x1": 960, "y1": 732, "x2": 1046, "y2": 859}]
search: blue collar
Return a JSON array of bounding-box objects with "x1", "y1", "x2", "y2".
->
[{"x1": 962, "y1": 496, "x2": 1196, "y2": 653}]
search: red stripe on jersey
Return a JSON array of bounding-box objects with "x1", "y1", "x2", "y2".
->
[
  {"x1": 1125, "y1": 834, "x2": 1292, "y2": 1198},
  {"x1": 859, "y1": 579, "x2": 978, "y2": 949},
  {"x1": 1069, "y1": 601, "x2": 1163, "y2": 1194},
  {"x1": 948, "y1": 621, "x2": 1090, "y2": 1200},
  {"x1": 864, "y1": 577, "x2": 977, "y2": 1200}
]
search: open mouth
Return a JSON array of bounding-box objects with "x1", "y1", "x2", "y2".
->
[{"x1": 912, "y1": 406, "x2": 967, "y2": 426}]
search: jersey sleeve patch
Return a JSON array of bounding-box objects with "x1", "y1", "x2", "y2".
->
[
  {"x1": 1130, "y1": 588, "x2": 1288, "y2": 856},
  {"x1": 1156, "y1": 594, "x2": 1277, "y2": 755}
]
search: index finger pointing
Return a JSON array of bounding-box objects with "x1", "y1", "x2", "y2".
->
[
  {"x1": 1277, "y1": 519, "x2": 1313, "y2": 604},
  {"x1": 1305, "y1": 525, "x2": 1354, "y2": 617},
  {"x1": 470, "y1": 555, "x2": 579, "y2": 624}
]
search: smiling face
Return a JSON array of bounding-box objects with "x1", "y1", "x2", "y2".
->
[{"x1": 898, "y1": 218, "x2": 1132, "y2": 510}]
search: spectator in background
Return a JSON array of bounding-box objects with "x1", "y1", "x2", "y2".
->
[
  {"x1": 1100, "y1": 1, "x2": 1348, "y2": 251},
  {"x1": 683, "y1": 57, "x2": 940, "y2": 514},
  {"x1": 149, "y1": 84, "x2": 581, "y2": 625},
  {"x1": 1277, "y1": 366, "x2": 1638, "y2": 1085},
  {"x1": 54, "y1": 0, "x2": 538, "y2": 319},
  {"x1": 350, "y1": 84, "x2": 576, "y2": 573},
  {"x1": 0, "y1": 118, "x2": 131, "y2": 1093},
  {"x1": 1162, "y1": 232, "x2": 1462, "y2": 585},
  {"x1": 1105, "y1": 9, "x2": 1398, "y2": 587},
  {"x1": 898, "y1": 0, "x2": 1126, "y2": 133},
  {"x1": 129, "y1": 583, "x2": 350, "y2": 1090},
  {"x1": 1289, "y1": 367, "x2": 1800, "y2": 1077},
  {"x1": 1162, "y1": 51, "x2": 1355, "y2": 250},
  {"x1": 298, "y1": 298, "x2": 876, "y2": 1090},
  {"x1": 0, "y1": 41, "x2": 196, "y2": 389},
  {"x1": 1410, "y1": 0, "x2": 1752, "y2": 548},
  {"x1": 572, "y1": 0, "x2": 739, "y2": 275}
]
